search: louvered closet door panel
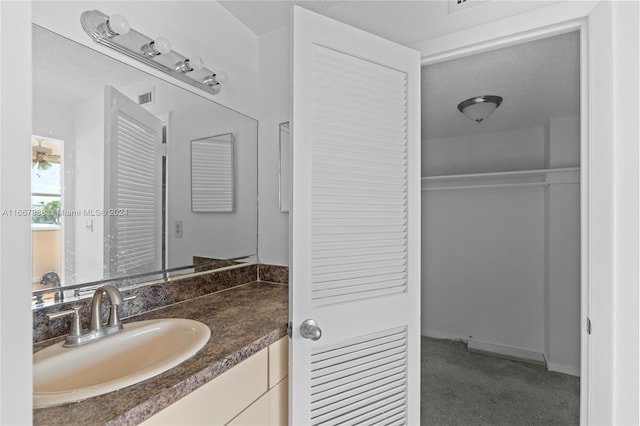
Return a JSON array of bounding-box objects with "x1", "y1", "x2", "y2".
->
[
  {"x1": 310, "y1": 327, "x2": 408, "y2": 426},
  {"x1": 311, "y1": 45, "x2": 408, "y2": 307},
  {"x1": 290, "y1": 6, "x2": 420, "y2": 426},
  {"x1": 106, "y1": 86, "x2": 163, "y2": 278}
]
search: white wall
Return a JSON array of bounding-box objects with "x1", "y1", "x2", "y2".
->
[
  {"x1": 612, "y1": 1, "x2": 640, "y2": 422},
  {"x1": 546, "y1": 181, "x2": 580, "y2": 374},
  {"x1": 258, "y1": 27, "x2": 290, "y2": 266},
  {"x1": 32, "y1": 1, "x2": 259, "y2": 118},
  {"x1": 423, "y1": 125, "x2": 546, "y2": 176},
  {"x1": 421, "y1": 117, "x2": 580, "y2": 374},
  {"x1": 0, "y1": 2, "x2": 32, "y2": 424},
  {"x1": 545, "y1": 115, "x2": 581, "y2": 375},
  {"x1": 422, "y1": 185, "x2": 547, "y2": 352},
  {"x1": 587, "y1": 2, "x2": 617, "y2": 421},
  {"x1": 72, "y1": 95, "x2": 104, "y2": 283},
  {"x1": 547, "y1": 115, "x2": 580, "y2": 168}
]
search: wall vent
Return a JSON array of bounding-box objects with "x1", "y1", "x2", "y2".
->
[
  {"x1": 448, "y1": 0, "x2": 489, "y2": 14},
  {"x1": 137, "y1": 87, "x2": 155, "y2": 105}
]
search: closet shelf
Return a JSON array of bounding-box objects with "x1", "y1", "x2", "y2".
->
[{"x1": 421, "y1": 167, "x2": 580, "y2": 191}]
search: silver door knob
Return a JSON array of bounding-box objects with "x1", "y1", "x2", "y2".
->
[{"x1": 300, "y1": 319, "x2": 322, "y2": 341}]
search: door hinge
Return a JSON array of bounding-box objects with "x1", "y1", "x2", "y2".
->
[
  {"x1": 287, "y1": 321, "x2": 293, "y2": 338},
  {"x1": 586, "y1": 317, "x2": 592, "y2": 335}
]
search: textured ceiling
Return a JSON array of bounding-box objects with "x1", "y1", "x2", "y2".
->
[{"x1": 422, "y1": 31, "x2": 580, "y2": 140}]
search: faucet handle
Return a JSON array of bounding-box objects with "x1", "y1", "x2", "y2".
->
[
  {"x1": 107, "y1": 294, "x2": 136, "y2": 328},
  {"x1": 47, "y1": 306, "x2": 83, "y2": 339}
]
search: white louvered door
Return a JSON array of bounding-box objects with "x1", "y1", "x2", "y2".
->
[
  {"x1": 290, "y1": 7, "x2": 420, "y2": 425},
  {"x1": 104, "y1": 86, "x2": 163, "y2": 278}
]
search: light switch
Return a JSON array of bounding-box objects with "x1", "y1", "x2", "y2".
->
[{"x1": 175, "y1": 221, "x2": 183, "y2": 238}]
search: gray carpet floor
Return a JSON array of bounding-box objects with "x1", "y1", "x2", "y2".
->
[{"x1": 421, "y1": 337, "x2": 580, "y2": 425}]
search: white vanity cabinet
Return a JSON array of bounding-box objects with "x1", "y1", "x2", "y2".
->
[{"x1": 142, "y1": 337, "x2": 289, "y2": 426}]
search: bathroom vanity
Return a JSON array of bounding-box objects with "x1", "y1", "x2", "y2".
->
[{"x1": 32, "y1": 278, "x2": 288, "y2": 425}]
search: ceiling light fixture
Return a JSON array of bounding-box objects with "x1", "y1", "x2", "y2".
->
[
  {"x1": 34, "y1": 159, "x2": 52, "y2": 171},
  {"x1": 32, "y1": 140, "x2": 59, "y2": 170},
  {"x1": 457, "y1": 95, "x2": 503, "y2": 123}
]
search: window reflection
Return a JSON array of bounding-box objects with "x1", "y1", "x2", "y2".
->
[{"x1": 32, "y1": 136, "x2": 63, "y2": 301}]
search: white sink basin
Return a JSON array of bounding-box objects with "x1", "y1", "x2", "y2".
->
[{"x1": 33, "y1": 318, "x2": 211, "y2": 408}]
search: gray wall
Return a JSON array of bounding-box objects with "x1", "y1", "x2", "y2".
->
[{"x1": 421, "y1": 115, "x2": 581, "y2": 375}]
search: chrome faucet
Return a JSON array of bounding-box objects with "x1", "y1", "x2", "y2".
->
[
  {"x1": 47, "y1": 284, "x2": 135, "y2": 347},
  {"x1": 91, "y1": 284, "x2": 124, "y2": 332}
]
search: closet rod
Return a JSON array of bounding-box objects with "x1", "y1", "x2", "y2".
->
[
  {"x1": 422, "y1": 181, "x2": 578, "y2": 192},
  {"x1": 422, "y1": 167, "x2": 580, "y2": 182}
]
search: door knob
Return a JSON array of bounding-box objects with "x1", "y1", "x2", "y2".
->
[{"x1": 300, "y1": 319, "x2": 322, "y2": 341}]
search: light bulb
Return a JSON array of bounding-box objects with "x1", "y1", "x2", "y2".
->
[
  {"x1": 188, "y1": 56, "x2": 204, "y2": 71},
  {"x1": 203, "y1": 74, "x2": 219, "y2": 87},
  {"x1": 107, "y1": 14, "x2": 130, "y2": 35},
  {"x1": 215, "y1": 71, "x2": 229, "y2": 84},
  {"x1": 154, "y1": 37, "x2": 172, "y2": 54},
  {"x1": 141, "y1": 37, "x2": 172, "y2": 57}
]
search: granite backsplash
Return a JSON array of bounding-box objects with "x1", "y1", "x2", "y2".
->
[
  {"x1": 33, "y1": 263, "x2": 290, "y2": 344},
  {"x1": 257, "y1": 263, "x2": 288, "y2": 285},
  {"x1": 33, "y1": 264, "x2": 257, "y2": 343}
]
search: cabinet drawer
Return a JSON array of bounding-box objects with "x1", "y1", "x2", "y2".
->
[{"x1": 142, "y1": 348, "x2": 268, "y2": 425}]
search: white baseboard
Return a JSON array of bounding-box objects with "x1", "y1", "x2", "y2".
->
[
  {"x1": 546, "y1": 362, "x2": 580, "y2": 376},
  {"x1": 466, "y1": 339, "x2": 546, "y2": 365},
  {"x1": 423, "y1": 330, "x2": 580, "y2": 375},
  {"x1": 421, "y1": 329, "x2": 469, "y2": 341}
]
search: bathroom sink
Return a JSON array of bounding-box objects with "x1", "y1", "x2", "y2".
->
[{"x1": 33, "y1": 318, "x2": 211, "y2": 408}]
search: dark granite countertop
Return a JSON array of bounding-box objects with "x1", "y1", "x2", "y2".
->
[{"x1": 33, "y1": 281, "x2": 288, "y2": 426}]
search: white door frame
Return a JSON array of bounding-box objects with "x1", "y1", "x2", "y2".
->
[{"x1": 418, "y1": 11, "x2": 593, "y2": 426}]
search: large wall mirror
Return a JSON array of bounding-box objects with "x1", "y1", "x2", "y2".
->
[{"x1": 32, "y1": 25, "x2": 258, "y2": 307}]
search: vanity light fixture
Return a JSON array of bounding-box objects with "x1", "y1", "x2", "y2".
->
[
  {"x1": 140, "y1": 37, "x2": 172, "y2": 58},
  {"x1": 175, "y1": 56, "x2": 204, "y2": 73},
  {"x1": 457, "y1": 95, "x2": 503, "y2": 123},
  {"x1": 97, "y1": 14, "x2": 130, "y2": 39},
  {"x1": 203, "y1": 71, "x2": 229, "y2": 88},
  {"x1": 81, "y1": 10, "x2": 228, "y2": 96}
]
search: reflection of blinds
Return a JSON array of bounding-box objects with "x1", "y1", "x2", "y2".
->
[
  {"x1": 105, "y1": 85, "x2": 162, "y2": 279},
  {"x1": 191, "y1": 134, "x2": 234, "y2": 213},
  {"x1": 113, "y1": 113, "x2": 160, "y2": 275}
]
